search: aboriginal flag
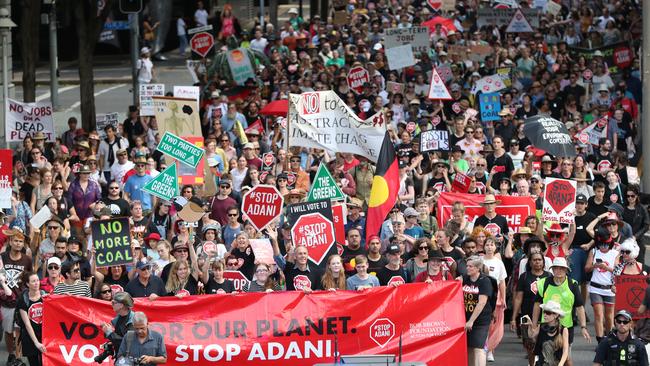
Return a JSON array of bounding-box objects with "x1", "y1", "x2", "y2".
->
[{"x1": 366, "y1": 131, "x2": 399, "y2": 242}]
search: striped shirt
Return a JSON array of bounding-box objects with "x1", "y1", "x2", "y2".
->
[{"x1": 53, "y1": 281, "x2": 91, "y2": 297}]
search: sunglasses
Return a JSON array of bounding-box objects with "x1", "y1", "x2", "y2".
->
[
  {"x1": 543, "y1": 311, "x2": 556, "y2": 316},
  {"x1": 418, "y1": 246, "x2": 428, "y2": 250},
  {"x1": 290, "y1": 159, "x2": 301, "y2": 163},
  {"x1": 615, "y1": 318, "x2": 631, "y2": 325},
  {"x1": 626, "y1": 194, "x2": 636, "y2": 198},
  {"x1": 110, "y1": 186, "x2": 119, "y2": 189},
  {"x1": 101, "y1": 289, "x2": 112, "y2": 294},
  {"x1": 477, "y1": 164, "x2": 486, "y2": 167},
  {"x1": 48, "y1": 265, "x2": 60, "y2": 270},
  {"x1": 620, "y1": 250, "x2": 631, "y2": 254},
  {"x1": 175, "y1": 249, "x2": 189, "y2": 253},
  {"x1": 53, "y1": 187, "x2": 63, "y2": 190},
  {"x1": 226, "y1": 262, "x2": 238, "y2": 266},
  {"x1": 220, "y1": 185, "x2": 231, "y2": 189},
  {"x1": 48, "y1": 226, "x2": 60, "y2": 230},
  {"x1": 136, "y1": 164, "x2": 145, "y2": 167},
  {"x1": 228, "y1": 213, "x2": 238, "y2": 217}
]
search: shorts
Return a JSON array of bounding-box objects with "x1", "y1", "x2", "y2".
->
[
  {"x1": 568, "y1": 248, "x2": 587, "y2": 283},
  {"x1": 589, "y1": 292, "x2": 615, "y2": 305},
  {"x1": 467, "y1": 324, "x2": 489, "y2": 349},
  {"x1": 1, "y1": 306, "x2": 15, "y2": 333}
]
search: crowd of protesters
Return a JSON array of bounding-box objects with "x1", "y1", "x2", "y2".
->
[{"x1": 0, "y1": 1, "x2": 650, "y2": 366}]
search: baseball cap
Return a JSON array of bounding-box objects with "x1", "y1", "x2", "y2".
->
[
  {"x1": 403, "y1": 207, "x2": 419, "y2": 217},
  {"x1": 136, "y1": 261, "x2": 152, "y2": 270},
  {"x1": 615, "y1": 310, "x2": 633, "y2": 321},
  {"x1": 384, "y1": 244, "x2": 401, "y2": 255},
  {"x1": 47, "y1": 257, "x2": 62, "y2": 267},
  {"x1": 576, "y1": 194, "x2": 588, "y2": 203}
]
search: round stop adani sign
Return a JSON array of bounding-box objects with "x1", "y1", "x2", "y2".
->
[
  {"x1": 191, "y1": 32, "x2": 214, "y2": 58},
  {"x1": 242, "y1": 185, "x2": 283, "y2": 232},
  {"x1": 291, "y1": 212, "x2": 335, "y2": 265}
]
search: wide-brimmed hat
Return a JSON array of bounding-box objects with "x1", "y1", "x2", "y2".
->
[
  {"x1": 545, "y1": 222, "x2": 565, "y2": 233},
  {"x1": 171, "y1": 242, "x2": 190, "y2": 254},
  {"x1": 479, "y1": 144, "x2": 494, "y2": 155},
  {"x1": 498, "y1": 108, "x2": 513, "y2": 116},
  {"x1": 425, "y1": 249, "x2": 444, "y2": 262},
  {"x1": 514, "y1": 227, "x2": 533, "y2": 241},
  {"x1": 510, "y1": 168, "x2": 530, "y2": 181},
  {"x1": 601, "y1": 212, "x2": 623, "y2": 228},
  {"x1": 77, "y1": 164, "x2": 92, "y2": 174},
  {"x1": 32, "y1": 131, "x2": 47, "y2": 140},
  {"x1": 75, "y1": 141, "x2": 91, "y2": 150},
  {"x1": 2, "y1": 228, "x2": 25, "y2": 240},
  {"x1": 540, "y1": 300, "x2": 565, "y2": 317},
  {"x1": 540, "y1": 155, "x2": 558, "y2": 169},
  {"x1": 133, "y1": 156, "x2": 147, "y2": 164},
  {"x1": 346, "y1": 197, "x2": 363, "y2": 209},
  {"x1": 550, "y1": 257, "x2": 570, "y2": 270},
  {"x1": 573, "y1": 173, "x2": 589, "y2": 182},
  {"x1": 284, "y1": 189, "x2": 306, "y2": 200},
  {"x1": 479, "y1": 194, "x2": 501, "y2": 205},
  {"x1": 523, "y1": 236, "x2": 547, "y2": 254}
]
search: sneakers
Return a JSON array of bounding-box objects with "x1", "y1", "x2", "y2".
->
[
  {"x1": 487, "y1": 351, "x2": 495, "y2": 362},
  {"x1": 6, "y1": 354, "x2": 15, "y2": 366}
]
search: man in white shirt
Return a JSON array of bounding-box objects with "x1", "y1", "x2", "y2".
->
[
  {"x1": 136, "y1": 47, "x2": 154, "y2": 84},
  {"x1": 194, "y1": 1, "x2": 208, "y2": 27},
  {"x1": 249, "y1": 30, "x2": 268, "y2": 54},
  {"x1": 177, "y1": 17, "x2": 187, "y2": 56},
  {"x1": 98, "y1": 125, "x2": 128, "y2": 182},
  {"x1": 110, "y1": 149, "x2": 134, "y2": 188},
  {"x1": 507, "y1": 138, "x2": 525, "y2": 169}
]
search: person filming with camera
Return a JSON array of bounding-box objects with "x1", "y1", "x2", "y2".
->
[
  {"x1": 98, "y1": 292, "x2": 135, "y2": 363},
  {"x1": 117, "y1": 311, "x2": 167, "y2": 366}
]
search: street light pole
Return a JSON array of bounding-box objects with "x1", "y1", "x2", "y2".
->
[
  {"x1": 129, "y1": 13, "x2": 139, "y2": 106},
  {"x1": 0, "y1": 8, "x2": 15, "y2": 148},
  {"x1": 48, "y1": 1, "x2": 59, "y2": 109},
  {"x1": 643, "y1": 0, "x2": 650, "y2": 192}
]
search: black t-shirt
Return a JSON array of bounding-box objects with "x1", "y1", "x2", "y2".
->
[
  {"x1": 283, "y1": 262, "x2": 323, "y2": 291},
  {"x1": 104, "y1": 197, "x2": 131, "y2": 217},
  {"x1": 165, "y1": 275, "x2": 199, "y2": 296},
  {"x1": 16, "y1": 291, "x2": 43, "y2": 354},
  {"x1": 104, "y1": 274, "x2": 129, "y2": 293},
  {"x1": 427, "y1": 176, "x2": 447, "y2": 192},
  {"x1": 592, "y1": 152, "x2": 613, "y2": 182},
  {"x1": 367, "y1": 255, "x2": 388, "y2": 276},
  {"x1": 462, "y1": 275, "x2": 494, "y2": 326},
  {"x1": 231, "y1": 246, "x2": 256, "y2": 280},
  {"x1": 486, "y1": 153, "x2": 514, "y2": 190},
  {"x1": 587, "y1": 197, "x2": 609, "y2": 217},
  {"x1": 516, "y1": 270, "x2": 552, "y2": 320},
  {"x1": 571, "y1": 212, "x2": 597, "y2": 248},
  {"x1": 1, "y1": 252, "x2": 33, "y2": 307},
  {"x1": 341, "y1": 245, "x2": 365, "y2": 276},
  {"x1": 205, "y1": 275, "x2": 236, "y2": 294},
  {"x1": 473, "y1": 214, "x2": 509, "y2": 238},
  {"x1": 440, "y1": 246, "x2": 463, "y2": 273},
  {"x1": 376, "y1": 266, "x2": 408, "y2": 286}
]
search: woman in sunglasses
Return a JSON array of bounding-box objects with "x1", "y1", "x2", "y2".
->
[
  {"x1": 585, "y1": 226, "x2": 620, "y2": 343},
  {"x1": 95, "y1": 283, "x2": 114, "y2": 302},
  {"x1": 543, "y1": 223, "x2": 571, "y2": 262},
  {"x1": 533, "y1": 301, "x2": 569, "y2": 366},
  {"x1": 613, "y1": 238, "x2": 649, "y2": 276}
]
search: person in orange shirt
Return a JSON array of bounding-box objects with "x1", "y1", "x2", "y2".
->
[{"x1": 288, "y1": 155, "x2": 310, "y2": 191}]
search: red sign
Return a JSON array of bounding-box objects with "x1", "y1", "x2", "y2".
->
[
  {"x1": 286, "y1": 171, "x2": 297, "y2": 188},
  {"x1": 242, "y1": 185, "x2": 284, "y2": 232},
  {"x1": 222, "y1": 270, "x2": 251, "y2": 292},
  {"x1": 332, "y1": 203, "x2": 347, "y2": 245},
  {"x1": 262, "y1": 152, "x2": 275, "y2": 171},
  {"x1": 0, "y1": 149, "x2": 12, "y2": 185},
  {"x1": 427, "y1": 0, "x2": 442, "y2": 10},
  {"x1": 43, "y1": 283, "x2": 467, "y2": 366},
  {"x1": 437, "y1": 192, "x2": 536, "y2": 232},
  {"x1": 544, "y1": 179, "x2": 575, "y2": 214},
  {"x1": 451, "y1": 172, "x2": 471, "y2": 193},
  {"x1": 191, "y1": 32, "x2": 214, "y2": 58},
  {"x1": 613, "y1": 47, "x2": 632, "y2": 69},
  {"x1": 615, "y1": 275, "x2": 650, "y2": 319},
  {"x1": 176, "y1": 136, "x2": 205, "y2": 186},
  {"x1": 291, "y1": 212, "x2": 335, "y2": 265},
  {"x1": 347, "y1": 66, "x2": 370, "y2": 94},
  {"x1": 582, "y1": 69, "x2": 593, "y2": 82}
]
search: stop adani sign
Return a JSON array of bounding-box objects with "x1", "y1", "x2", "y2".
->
[
  {"x1": 191, "y1": 32, "x2": 214, "y2": 58},
  {"x1": 242, "y1": 185, "x2": 283, "y2": 232},
  {"x1": 291, "y1": 212, "x2": 335, "y2": 265}
]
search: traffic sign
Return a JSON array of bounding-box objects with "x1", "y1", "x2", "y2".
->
[
  {"x1": 156, "y1": 131, "x2": 204, "y2": 169},
  {"x1": 187, "y1": 24, "x2": 213, "y2": 35},
  {"x1": 291, "y1": 212, "x2": 336, "y2": 265},
  {"x1": 307, "y1": 163, "x2": 345, "y2": 202},
  {"x1": 242, "y1": 185, "x2": 284, "y2": 232},
  {"x1": 141, "y1": 163, "x2": 179, "y2": 201},
  {"x1": 223, "y1": 270, "x2": 251, "y2": 291},
  {"x1": 347, "y1": 66, "x2": 370, "y2": 94},
  {"x1": 191, "y1": 32, "x2": 214, "y2": 58}
]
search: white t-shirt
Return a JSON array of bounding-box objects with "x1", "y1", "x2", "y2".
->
[
  {"x1": 177, "y1": 18, "x2": 186, "y2": 36},
  {"x1": 111, "y1": 161, "x2": 135, "y2": 188},
  {"x1": 508, "y1": 151, "x2": 526, "y2": 169},
  {"x1": 483, "y1": 257, "x2": 507, "y2": 283},
  {"x1": 194, "y1": 9, "x2": 208, "y2": 26},
  {"x1": 250, "y1": 38, "x2": 268, "y2": 53},
  {"x1": 136, "y1": 58, "x2": 153, "y2": 84}
]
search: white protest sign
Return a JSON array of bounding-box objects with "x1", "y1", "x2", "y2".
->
[
  {"x1": 95, "y1": 112, "x2": 120, "y2": 140},
  {"x1": 383, "y1": 27, "x2": 430, "y2": 54},
  {"x1": 6, "y1": 99, "x2": 55, "y2": 142},
  {"x1": 471, "y1": 74, "x2": 508, "y2": 94},
  {"x1": 386, "y1": 44, "x2": 416, "y2": 71},
  {"x1": 542, "y1": 177, "x2": 577, "y2": 224},
  {"x1": 249, "y1": 238, "x2": 274, "y2": 265},
  {"x1": 420, "y1": 130, "x2": 450, "y2": 152},
  {"x1": 477, "y1": 8, "x2": 541, "y2": 27},
  {"x1": 544, "y1": 0, "x2": 561, "y2": 15},
  {"x1": 186, "y1": 60, "x2": 202, "y2": 84},
  {"x1": 288, "y1": 91, "x2": 386, "y2": 163},
  {"x1": 506, "y1": 9, "x2": 534, "y2": 33},
  {"x1": 29, "y1": 205, "x2": 52, "y2": 230},
  {"x1": 427, "y1": 68, "x2": 452, "y2": 100},
  {"x1": 577, "y1": 117, "x2": 608, "y2": 146},
  {"x1": 173, "y1": 86, "x2": 200, "y2": 103},
  {"x1": 139, "y1": 84, "x2": 165, "y2": 116}
]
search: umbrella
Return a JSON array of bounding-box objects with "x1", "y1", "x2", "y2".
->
[
  {"x1": 523, "y1": 115, "x2": 577, "y2": 157},
  {"x1": 422, "y1": 16, "x2": 458, "y2": 33},
  {"x1": 260, "y1": 99, "x2": 289, "y2": 117}
]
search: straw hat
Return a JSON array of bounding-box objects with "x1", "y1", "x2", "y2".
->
[
  {"x1": 479, "y1": 194, "x2": 501, "y2": 205},
  {"x1": 283, "y1": 189, "x2": 306, "y2": 201},
  {"x1": 510, "y1": 168, "x2": 531, "y2": 181}
]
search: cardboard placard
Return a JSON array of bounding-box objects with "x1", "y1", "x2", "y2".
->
[
  {"x1": 542, "y1": 177, "x2": 577, "y2": 224},
  {"x1": 386, "y1": 44, "x2": 416, "y2": 70},
  {"x1": 420, "y1": 130, "x2": 450, "y2": 152}
]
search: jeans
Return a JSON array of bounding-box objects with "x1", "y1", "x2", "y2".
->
[
  {"x1": 568, "y1": 248, "x2": 588, "y2": 284},
  {"x1": 178, "y1": 34, "x2": 188, "y2": 55}
]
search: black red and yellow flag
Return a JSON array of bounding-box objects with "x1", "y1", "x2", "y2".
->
[{"x1": 365, "y1": 131, "x2": 399, "y2": 242}]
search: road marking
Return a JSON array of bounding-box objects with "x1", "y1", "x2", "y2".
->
[
  {"x1": 35, "y1": 85, "x2": 79, "y2": 102},
  {"x1": 64, "y1": 84, "x2": 127, "y2": 113}
]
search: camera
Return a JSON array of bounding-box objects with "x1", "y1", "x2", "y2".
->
[
  {"x1": 115, "y1": 356, "x2": 145, "y2": 366},
  {"x1": 93, "y1": 341, "x2": 115, "y2": 363}
]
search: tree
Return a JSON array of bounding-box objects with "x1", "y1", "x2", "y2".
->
[
  {"x1": 20, "y1": 0, "x2": 41, "y2": 103},
  {"x1": 74, "y1": 0, "x2": 112, "y2": 132}
]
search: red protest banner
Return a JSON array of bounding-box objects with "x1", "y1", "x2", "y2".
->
[
  {"x1": 43, "y1": 283, "x2": 467, "y2": 366},
  {"x1": 615, "y1": 275, "x2": 650, "y2": 319},
  {"x1": 437, "y1": 192, "x2": 536, "y2": 232}
]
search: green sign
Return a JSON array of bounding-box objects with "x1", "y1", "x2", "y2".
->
[
  {"x1": 307, "y1": 163, "x2": 346, "y2": 202},
  {"x1": 156, "y1": 131, "x2": 204, "y2": 168},
  {"x1": 142, "y1": 163, "x2": 179, "y2": 201}
]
